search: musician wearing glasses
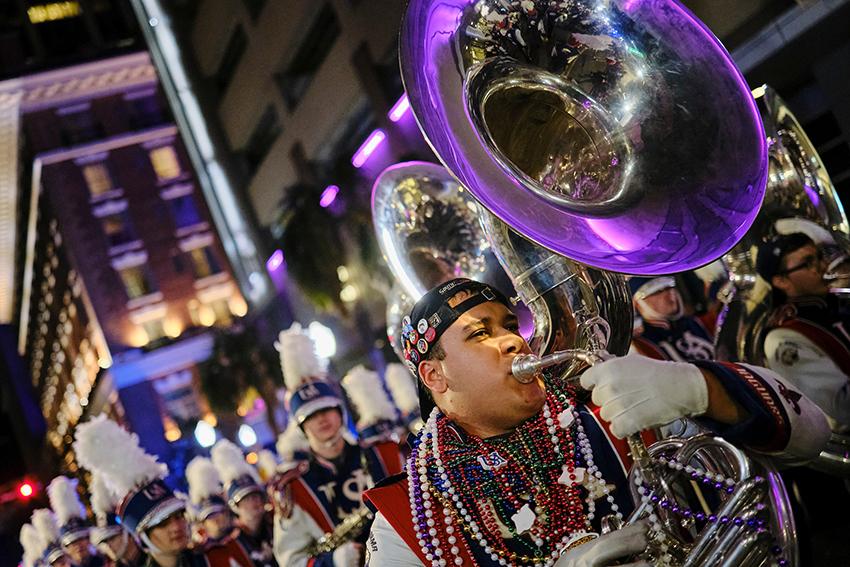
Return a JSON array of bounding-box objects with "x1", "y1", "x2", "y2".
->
[
  {"x1": 269, "y1": 324, "x2": 404, "y2": 567},
  {"x1": 756, "y1": 232, "x2": 850, "y2": 430},
  {"x1": 362, "y1": 278, "x2": 829, "y2": 566},
  {"x1": 629, "y1": 276, "x2": 716, "y2": 362}
]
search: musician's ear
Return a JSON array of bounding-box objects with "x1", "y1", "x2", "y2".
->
[{"x1": 419, "y1": 359, "x2": 447, "y2": 397}]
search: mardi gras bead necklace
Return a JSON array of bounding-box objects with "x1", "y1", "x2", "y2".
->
[{"x1": 408, "y1": 381, "x2": 619, "y2": 567}]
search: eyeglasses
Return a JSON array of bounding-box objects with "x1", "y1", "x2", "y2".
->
[{"x1": 780, "y1": 250, "x2": 824, "y2": 276}]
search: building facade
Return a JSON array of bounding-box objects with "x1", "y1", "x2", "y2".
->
[{"x1": 5, "y1": 52, "x2": 248, "y2": 471}]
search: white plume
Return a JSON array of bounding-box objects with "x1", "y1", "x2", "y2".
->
[
  {"x1": 73, "y1": 414, "x2": 167, "y2": 497},
  {"x1": 256, "y1": 450, "x2": 279, "y2": 481},
  {"x1": 19, "y1": 524, "x2": 43, "y2": 567},
  {"x1": 31, "y1": 509, "x2": 60, "y2": 547},
  {"x1": 210, "y1": 439, "x2": 260, "y2": 486},
  {"x1": 275, "y1": 420, "x2": 309, "y2": 461},
  {"x1": 385, "y1": 363, "x2": 419, "y2": 414},
  {"x1": 89, "y1": 473, "x2": 119, "y2": 520},
  {"x1": 275, "y1": 323, "x2": 326, "y2": 390},
  {"x1": 186, "y1": 457, "x2": 223, "y2": 505},
  {"x1": 47, "y1": 476, "x2": 86, "y2": 525},
  {"x1": 342, "y1": 365, "x2": 398, "y2": 428}
]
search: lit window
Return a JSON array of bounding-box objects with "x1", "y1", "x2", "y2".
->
[
  {"x1": 118, "y1": 266, "x2": 156, "y2": 299},
  {"x1": 101, "y1": 212, "x2": 136, "y2": 248},
  {"x1": 188, "y1": 246, "x2": 222, "y2": 279},
  {"x1": 209, "y1": 298, "x2": 233, "y2": 326},
  {"x1": 82, "y1": 163, "x2": 114, "y2": 196},
  {"x1": 168, "y1": 194, "x2": 203, "y2": 229},
  {"x1": 149, "y1": 146, "x2": 181, "y2": 181},
  {"x1": 142, "y1": 319, "x2": 166, "y2": 341}
]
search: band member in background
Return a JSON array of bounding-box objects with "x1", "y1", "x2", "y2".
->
[
  {"x1": 211, "y1": 440, "x2": 277, "y2": 567},
  {"x1": 89, "y1": 472, "x2": 145, "y2": 567},
  {"x1": 270, "y1": 324, "x2": 404, "y2": 567},
  {"x1": 341, "y1": 365, "x2": 405, "y2": 445},
  {"x1": 363, "y1": 278, "x2": 829, "y2": 566},
  {"x1": 31, "y1": 509, "x2": 73, "y2": 567},
  {"x1": 384, "y1": 362, "x2": 423, "y2": 434},
  {"x1": 757, "y1": 231, "x2": 850, "y2": 430},
  {"x1": 47, "y1": 476, "x2": 106, "y2": 567},
  {"x1": 629, "y1": 276, "x2": 716, "y2": 361},
  {"x1": 73, "y1": 414, "x2": 208, "y2": 567},
  {"x1": 186, "y1": 456, "x2": 253, "y2": 567}
]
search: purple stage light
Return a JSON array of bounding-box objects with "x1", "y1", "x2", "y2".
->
[
  {"x1": 320, "y1": 185, "x2": 340, "y2": 208},
  {"x1": 266, "y1": 249, "x2": 285, "y2": 272},
  {"x1": 351, "y1": 129, "x2": 386, "y2": 168},
  {"x1": 388, "y1": 94, "x2": 411, "y2": 122}
]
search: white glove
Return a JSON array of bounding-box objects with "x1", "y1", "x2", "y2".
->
[
  {"x1": 579, "y1": 354, "x2": 708, "y2": 438},
  {"x1": 554, "y1": 521, "x2": 651, "y2": 567},
  {"x1": 332, "y1": 541, "x2": 363, "y2": 567}
]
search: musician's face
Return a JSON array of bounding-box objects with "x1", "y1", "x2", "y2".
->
[
  {"x1": 64, "y1": 537, "x2": 91, "y2": 562},
  {"x1": 146, "y1": 512, "x2": 190, "y2": 554},
  {"x1": 638, "y1": 288, "x2": 681, "y2": 319},
  {"x1": 774, "y1": 243, "x2": 830, "y2": 298},
  {"x1": 202, "y1": 510, "x2": 232, "y2": 540},
  {"x1": 418, "y1": 300, "x2": 544, "y2": 438},
  {"x1": 235, "y1": 492, "x2": 265, "y2": 532},
  {"x1": 302, "y1": 407, "x2": 343, "y2": 444}
]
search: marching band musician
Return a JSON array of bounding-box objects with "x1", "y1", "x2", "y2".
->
[
  {"x1": 73, "y1": 414, "x2": 208, "y2": 567},
  {"x1": 210, "y1": 440, "x2": 277, "y2": 567},
  {"x1": 185, "y1": 456, "x2": 253, "y2": 567},
  {"x1": 31, "y1": 508, "x2": 73, "y2": 567},
  {"x1": 20, "y1": 523, "x2": 45, "y2": 567},
  {"x1": 629, "y1": 276, "x2": 715, "y2": 362},
  {"x1": 269, "y1": 324, "x2": 404, "y2": 567},
  {"x1": 88, "y1": 472, "x2": 145, "y2": 567},
  {"x1": 47, "y1": 475, "x2": 106, "y2": 567},
  {"x1": 362, "y1": 278, "x2": 830, "y2": 566},
  {"x1": 384, "y1": 362, "x2": 423, "y2": 434},
  {"x1": 756, "y1": 231, "x2": 850, "y2": 430},
  {"x1": 341, "y1": 365, "x2": 405, "y2": 445}
]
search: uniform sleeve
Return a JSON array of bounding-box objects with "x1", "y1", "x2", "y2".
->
[
  {"x1": 691, "y1": 360, "x2": 831, "y2": 466},
  {"x1": 364, "y1": 512, "x2": 423, "y2": 566},
  {"x1": 764, "y1": 327, "x2": 850, "y2": 426},
  {"x1": 273, "y1": 504, "x2": 333, "y2": 567}
]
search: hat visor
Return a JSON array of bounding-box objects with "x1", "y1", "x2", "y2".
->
[
  {"x1": 137, "y1": 497, "x2": 186, "y2": 533},
  {"x1": 61, "y1": 528, "x2": 91, "y2": 546},
  {"x1": 91, "y1": 526, "x2": 123, "y2": 546},
  {"x1": 295, "y1": 398, "x2": 343, "y2": 425}
]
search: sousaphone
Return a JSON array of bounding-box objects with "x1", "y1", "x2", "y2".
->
[{"x1": 398, "y1": 1, "x2": 797, "y2": 565}]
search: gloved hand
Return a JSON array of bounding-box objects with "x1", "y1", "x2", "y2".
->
[
  {"x1": 554, "y1": 521, "x2": 651, "y2": 567},
  {"x1": 580, "y1": 354, "x2": 708, "y2": 438},
  {"x1": 332, "y1": 541, "x2": 363, "y2": 567}
]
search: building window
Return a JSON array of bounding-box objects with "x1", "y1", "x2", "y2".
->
[
  {"x1": 82, "y1": 163, "x2": 114, "y2": 197},
  {"x1": 149, "y1": 146, "x2": 181, "y2": 181},
  {"x1": 59, "y1": 107, "x2": 100, "y2": 146},
  {"x1": 127, "y1": 91, "x2": 167, "y2": 129},
  {"x1": 188, "y1": 246, "x2": 222, "y2": 279},
  {"x1": 118, "y1": 266, "x2": 156, "y2": 299},
  {"x1": 215, "y1": 25, "x2": 247, "y2": 92},
  {"x1": 101, "y1": 212, "x2": 136, "y2": 248},
  {"x1": 244, "y1": 105, "x2": 281, "y2": 175},
  {"x1": 142, "y1": 318, "x2": 166, "y2": 342},
  {"x1": 168, "y1": 194, "x2": 203, "y2": 229},
  {"x1": 209, "y1": 298, "x2": 233, "y2": 326},
  {"x1": 242, "y1": 0, "x2": 267, "y2": 20},
  {"x1": 275, "y1": 4, "x2": 340, "y2": 111}
]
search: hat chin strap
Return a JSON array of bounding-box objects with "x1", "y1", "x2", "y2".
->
[{"x1": 139, "y1": 531, "x2": 173, "y2": 561}]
